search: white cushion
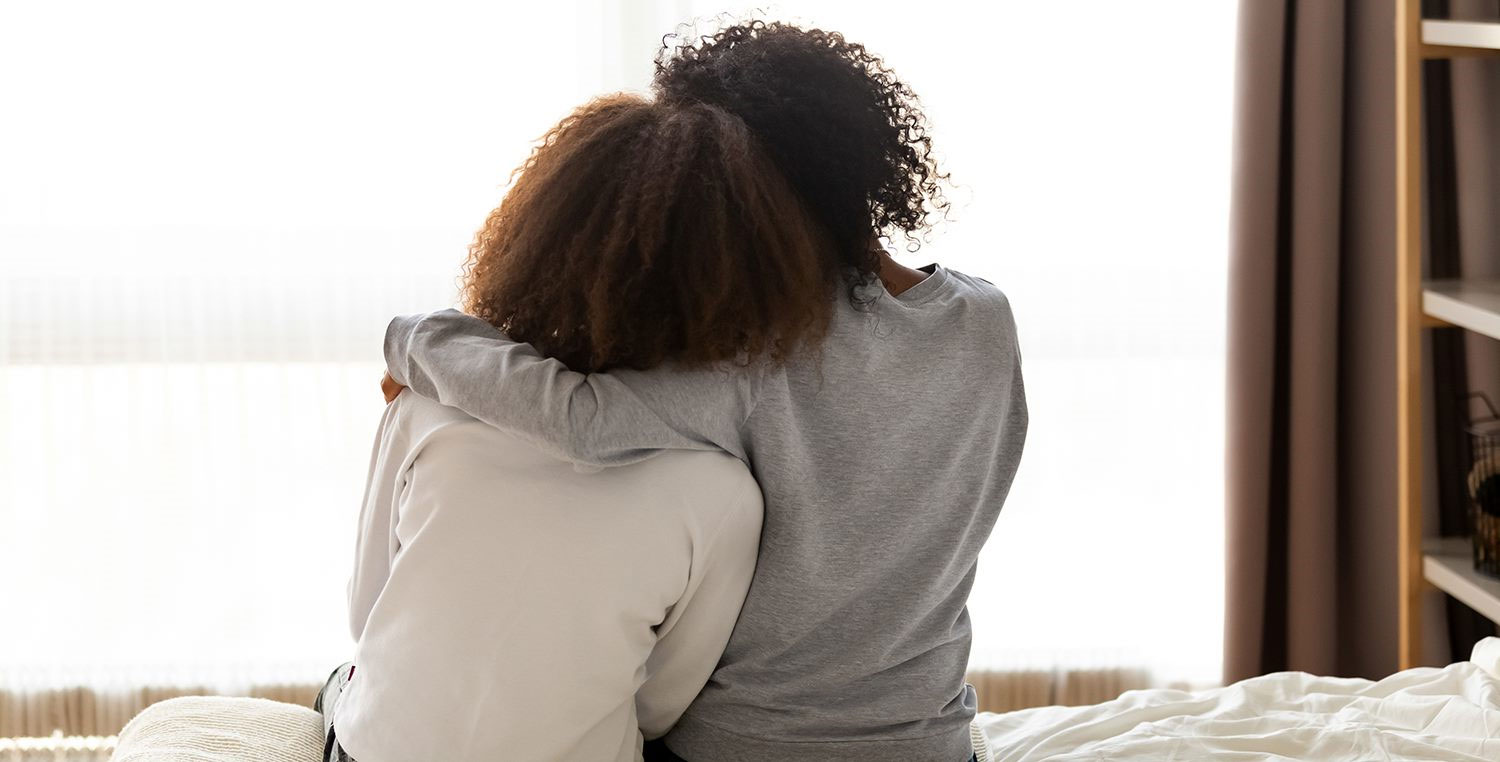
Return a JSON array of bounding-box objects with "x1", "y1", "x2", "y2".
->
[{"x1": 111, "y1": 696, "x2": 323, "y2": 762}]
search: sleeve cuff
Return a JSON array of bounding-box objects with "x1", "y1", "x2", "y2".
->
[{"x1": 383, "y1": 313, "x2": 421, "y2": 386}]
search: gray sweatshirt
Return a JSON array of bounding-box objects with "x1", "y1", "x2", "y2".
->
[{"x1": 384, "y1": 264, "x2": 1027, "y2": 762}]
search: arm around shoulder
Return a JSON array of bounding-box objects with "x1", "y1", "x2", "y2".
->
[{"x1": 384, "y1": 310, "x2": 757, "y2": 466}]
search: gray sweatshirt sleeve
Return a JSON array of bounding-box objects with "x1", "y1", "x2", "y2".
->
[{"x1": 383, "y1": 310, "x2": 758, "y2": 466}]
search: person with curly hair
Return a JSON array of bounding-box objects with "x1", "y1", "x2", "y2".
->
[
  {"x1": 381, "y1": 21, "x2": 1026, "y2": 762},
  {"x1": 317, "y1": 95, "x2": 838, "y2": 762},
  {"x1": 655, "y1": 20, "x2": 950, "y2": 290}
]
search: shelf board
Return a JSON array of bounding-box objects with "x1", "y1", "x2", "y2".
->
[
  {"x1": 1422, "y1": 279, "x2": 1500, "y2": 340},
  {"x1": 1424, "y1": 538, "x2": 1500, "y2": 625},
  {"x1": 1423, "y1": 19, "x2": 1500, "y2": 49}
]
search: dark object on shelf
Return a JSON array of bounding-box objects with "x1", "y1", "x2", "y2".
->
[{"x1": 1465, "y1": 393, "x2": 1500, "y2": 579}]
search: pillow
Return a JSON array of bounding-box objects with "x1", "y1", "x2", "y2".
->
[{"x1": 112, "y1": 696, "x2": 322, "y2": 762}]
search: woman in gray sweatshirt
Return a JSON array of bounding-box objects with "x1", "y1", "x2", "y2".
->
[{"x1": 384, "y1": 22, "x2": 1027, "y2": 762}]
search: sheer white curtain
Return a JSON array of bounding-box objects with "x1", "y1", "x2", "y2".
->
[
  {"x1": 0, "y1": 0, "x2": 1233, "y2": 698},
  {"x1": 0, "y1": 0, "x2": 616, "y2": 686}
]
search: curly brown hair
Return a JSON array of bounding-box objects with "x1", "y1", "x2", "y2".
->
[
  {"x1": 462, "y1": 94, "x2": 838, "y2": 373},
  {"x1": 655, "y1": 20, "x2": 950, "y2": 288}
]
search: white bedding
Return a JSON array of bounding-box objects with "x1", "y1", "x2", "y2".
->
[
  {"x1": 976, "y1": 638, "x2": 1500, "y2": 761},
  {"x1": 110, "y1": 640, "x2": 1500, "y2": 762}
]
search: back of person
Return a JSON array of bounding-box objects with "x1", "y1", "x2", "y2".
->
[
  {"x1": 385, "y1": 264, "x2": 1022, "y2": 762},
  {"x1": 335, "y1": 393, "x2": 762, "y2": 762},
  {"x1": 324, "y1": 89, "x2": 844, "y2": 761},
  {"x1": 666, "y1": 266, "x2": 1023, "y2": 761}
]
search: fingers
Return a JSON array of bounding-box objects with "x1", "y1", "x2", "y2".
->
[{"x1": 381, "y1": 372, "x2": 406, "y2": 404}]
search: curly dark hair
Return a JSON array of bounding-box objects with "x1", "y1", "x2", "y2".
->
[
  {"x1": 462, "y1": 94, "x2": 837, "y2": 373},
  {"x1": 654, "y1": 20, "x2": 949, "y2": 286}
]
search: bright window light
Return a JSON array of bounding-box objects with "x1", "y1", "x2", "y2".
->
[{"x1": 0, "y1": 0, "x2": 1232, "y2": 690}]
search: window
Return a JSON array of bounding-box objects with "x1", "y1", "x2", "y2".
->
[{"x1": 1, "y1": 1, "x2": 1233, "y2": 693}]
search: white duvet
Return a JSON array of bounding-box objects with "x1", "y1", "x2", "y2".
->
[
  {"x1": 112, "y1": 640, "x2": 1500, "y2": 762},
  {"x1": 976, "y1": 638, "x2": 1500, "y2": 762}
]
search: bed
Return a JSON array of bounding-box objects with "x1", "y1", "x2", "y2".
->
[
  {"x1": 112, "y1": 639, "x2": 1500, "y2": 762},
  {"x1": 974, "y1": 637, "x2": 1500, "y2": 761}
]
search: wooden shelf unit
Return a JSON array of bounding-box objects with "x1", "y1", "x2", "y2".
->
[
  {"x1": 1419, "y1": 20, "x2": 1500, "y2": 58},
  {"x1": 1424, "y1": 280, "x2": 1500, "y2": 338},
  {"x1": 1423, "y1": 20, "x2": 1500, "y2": 49},
  {"x1": 1397, "y1": 8, "x2": 1500, "y2": 669},
  {"x1": 1424, "y1": 538, "x2": 1500, "y2": 625}
]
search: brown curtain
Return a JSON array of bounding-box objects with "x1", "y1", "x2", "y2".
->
[{"x1": 1227, "y1": 0, "x2": 1497, "y2": 685}]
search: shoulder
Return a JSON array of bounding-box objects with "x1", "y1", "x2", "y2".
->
[
  {"x1": 932, "y1": 266, "x2": 1019, "y2": 337},
  {"x1": 648, "y1": 449, "x2": 763, "y2": 535},
  {"x1": 388, "y1": 391, "x2": 479, "y2": 436},
  {"x1": 944, "y1": 267, "x2": 1013, "y2": 310},
  {"x1": 385, "y1": 392, "x2": 522, "y2": 467},
  {"x1": 646, "y1": 448, "x2": 758, "y2": 496}
]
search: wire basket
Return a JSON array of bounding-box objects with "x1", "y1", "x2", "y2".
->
[{"x1": 1467, "y1": 393, "x2": 1500, "y2": 579}]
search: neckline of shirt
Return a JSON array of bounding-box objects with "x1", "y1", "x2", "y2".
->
[{"x1": 886, "y1": 263, "x2": 949, "y2": 306}]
